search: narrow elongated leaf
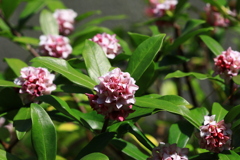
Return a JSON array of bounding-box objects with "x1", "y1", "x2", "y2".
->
[
  {"x1": 158, "y1": 95, "x2": 190, "y2": 107},
  {"x1": 111, "y1": 139, "x2": 149, "y2": 160},
  {"x1": 135, "y1": 97, "x2": 200, "y2": 128},
  {"x1": 80, "y1": 153, "x2": 109, "y2": 160},
  {"x1": 189, "y1": 107, "x2": 209, "y2": 128},
  {"x1": 31, "y1": 103, "x2": 57, "y2": 160},
  {"x1": 1, "y1": 0, "x2": 20, "y2": 19},
  {"x1": 168, "y1": 121, "x2": 194, "y2": 148},
  {"x1": 200, "y1": 35, "x2": 224, "y2": 56},
  {"x1": 13, "y1": 37, "x2": 39, "y2": 45},
  {"x1": 128, "y1": 32, "x2": 149, "y2": 47},
  {"x1": 31, "y1": 57, "x2": 97, "y2": 89},
  {"x1": 4, "y1": 58, "x2": 28, "y2": 77},
  {"x1": 218, "y1": 150, "x2": 240, "y2": 160},
  {"x1": 212, "y1": 103, "x2": 227, "y2": 122},
  {"x1": 166, "y1": 27, "x2": 213, "y2": 51},
  {"x1": 45, "y1": 0, "x2": 66, "y2": 12},
  {"x1": 126, "y1": 34, "x2": 165, "y2": 81},
  {"x1": 174, "y1": 0, "x2": 188, "y2": 15},
  {"x1": 0, "y1": 149, "x2": 22, "y2": 160},
  {"x1": 225, "y1": 105, "x2": 240, "y2": 123},
  {"x1": 82, "y1": 40, "x2": 111, "y2": 83},
  {"x1": 37, "y1": 95, "x2": 80, "y2": 122},
  {"x1": 182, "y1": 19, "x2": 206, "y2": 35},
  {"x1": 76, "y1": 10, "x2": 101, "y2": 22},
  {"x1": 13, "y1": 107, "x2": 31, "y2": 140},
  {"x1": 40, "y1": 9, "x2": 58, "y2": 35},
  {"x1": 75, "y1": 132, "x2": 116, "y2": 160},
  {"x1": 0, "y1": 80, "x2": 20, "y2": 88}
]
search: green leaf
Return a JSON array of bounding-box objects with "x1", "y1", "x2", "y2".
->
[
  {"x1": 232, "y1": 75, "x2": 240, "y2": 85},
  {"x1": 164, "y1": 70, "x2": 224, "y2": 84},
  {"x1": 45, "y1": 0, "x2": 66, "y2": 12},
  {"x1": 159, "y1": 55, "x2": 189, "y2": 66},
  {"x1": 200, "y1": 35, "x2": 224, "y2": 56},
  {"x1": 40, "y1": 9, "x2": 58, "y2": 35},
  {"x1": 158, "y1": 95, "x2": 190, "y2": 107},
  {"x1": 126, "y1": 106, "x2": 155, "y2": 120},
  {"x1": 1, "y1": 0, "x2": 20, "y2": 19},
  {"x1": 4, "y1": 58, "x2": 28, "y2": 77},
  {"x1": 31, "y1": 57, "x2": 97, "y2": 89},
  {"x1": 135, "y1": 97, "x2": 200, "y2": 128},
  {"x1": 36, "y1": 95, "x2": 80, "y2": 122},
  {"x1": 31, "y1": 103, "x2": 57, "y2": 160},
  {"x1": 182, "y1": 19, "x2": 206, "y2": 35},
  {"x1": 74, "y1": 132, "x2": 116, "y2": 160},
  {"x1": 211, "y1": 102, "x2": 227, "y2": 122},
  {"x1": 166, "y1": 27, "x2": 213, "y2": 52},
  {"x1": 13, "y1": 107, "x2": 31, "y2": 140},
  {"x1": 80, "y1": 153, "x2": 109, "y2": 160},
  {"x1": 174, "y1": 0, "x2": 188, "y2": 15},
  {"x1": 126, "y1": 34, "x2": 165, "y2": 81},
  {"x1": 0, "y1": 149, "x2": 22, "y2": 160},
  {"x1": 0, "y1": 80, "x2": 21, "y2": 88},
  {"x1": 168, "y1": 121, "x2": 194, "y2": 148},
  {"x1": 218, "y1": 150, "x2": 240, "y2": 160},
  {"x1": 128, "y1": 32, "x2": 150, "y2": 47},
  {"x1": 224, "y1": 105, "x2": 240, "y2": 123},
  {"x1": 111, "y1": 139, "x2": 149, "y2": 160},
  {"x1": 82, "y1": 40, "x2": 111, "y2": 83},
  {"x1": 0, "y1": 18, "x2": 13, "y2": 38},
  {"x1": 13, "y1": 36, "x2": 39, "y2": 45},
  {"x1": 76, "y1": 10, "x2": 101, "y2": 22},
  {"x1": 189, "y1": 107, "x2": 209, "y2": 128}
]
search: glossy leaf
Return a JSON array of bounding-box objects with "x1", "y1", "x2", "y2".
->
[
  {"x1": 82, "y1": 40, "x2": 111, "y2": 83},
  {"x1": 4, "y1": 58, "x2": 28, "y2": 77},
  {"x1": 225, "y1": 105, "x2": 240, "y2": 123},
  {"x1": 111, "y1": 139, "x2": 149, "y2": 160},
  {"x1": 31, "y1": 103, "x2": 57, "y2": 160},
  {"x1": 135, "y1": 97, "x2": 200, "y2": 128},
  {"x1": 168, "y1": 121, "x2": 194, "y2": 148},
  {"x1": 13, "y1": 36, "x2": 39, "y2": 45},
  {"x1": 158, "y1": 95, "x2": 190, "y2": 107},
  {"x1": 0, "y1": 149, "x2": 22, "y2": 160},
  {"x1": 13, "y1": 107, "x2": 31, "y2": 140},
  {"x1": 189, "y1": 107, "x2": 209, "y2": 128},
  {"x1": 80, "y1": 153, "x2": 109, "y2": 160},
  {"x1": 45, "y1": 0, "x2": 66, "y2": 12},
  {"x1": 218, "y1": 150, "x2": 240, "y2": 160},
  {"x1": 37, "y1": 95, "x2": 80, "y2": 122},
  {"x1": 165, "y1": 70, "x2": 224, "y2": 84},
  {"x1": 75, "y1": 132, "x2": 116, "y2": 160},
  {"x1": 126, "y1": 106, "x2": 155, "y2": 120},
  {"x1": 40, "y1": 9, "x2": 59, "y2": 35},
  {"x1": 212, "y1": 103, "x2": 227, "y2": 122},
  {"x1": 182, "y1": 19, "x2": 206, "y2": 35},
  {"x1": 31, "y1": 57, "x2": 97, "y2": 89},
  {"x1": 0, "y1": 80, "x2": 20, "y2": 88},
  {"x1": 76, "y1": 10, "x2": 101, "y2": 22},
  {"x1": 126, "y1": 34, "x2": 165, "y2": 81},
  {"x1": 200, "y1": 35, "x2": 224, "y2": 56},
  {"x1": 166, "y1": 27, "x2": 213, "y2": 51},
  {"x1": 128, "y1": 32, "x2": 149, "y2": 47}
]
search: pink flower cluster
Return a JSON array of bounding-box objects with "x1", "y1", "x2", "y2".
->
[
  {"x1": 85, "y1": 68, "x2": 139, "y2": 121},
  {"x1": 146, "y1": 0, "x2": 178, "y2": 18},
  {"x1": 205, "y1": 4, "x2": 235, "y2": 27},
  {"x1": 148, "y1": 143, "x2": 189, "y2": 160},
  {"x1": 53, "y1": 9, "x2": 77, "y2": 36},
  {"x1": 198, "y1": 115, "x2": 232, "y2": 153},
  {"x1": 89, "y1": 33, "x2": 122, "y2": 59},
  {"x1": 14, "y1": 67, "x2": 56, "y2": 104},
  {"x1": 213, "y1": 47, "x2": 240, "y2": 79},
  {"x1": 39, "y1": 35, "x2": 72, "y2": 59}
]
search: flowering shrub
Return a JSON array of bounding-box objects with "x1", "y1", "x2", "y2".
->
[{"x1": 1, "y1": 0, "x2": 240, "y2": 160}]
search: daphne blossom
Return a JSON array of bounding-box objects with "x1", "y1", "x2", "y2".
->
[
  {"x1": 148, "y1": 142, "x2": 189, "y2": 160},
  {"x1": 213, "y1": 47, "x2": 240, "y2": 79},
  {"x1": 198, "y1": 115, "x2": 232, "y2": 153},
  {"x1": 85, "y1": 68, "x2": 139, "y2": 121},
  {"x1": 146, "y1": 0, "x2": 178, "y2": 18},
  {"x1": 14, "y1": 67, "x2": 56, "y2": 104},
  {"x1": 89, "y1": 33, "x2": 122, "y2": 59},
  {"x1": 53, "y1": 9, "x2": 77, "y2": 35},
  {"x1": 39, "y1": 35, "x2": 72, "y2": 59}
]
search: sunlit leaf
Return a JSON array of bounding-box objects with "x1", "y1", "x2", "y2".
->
[
  {"x1": 13, "y1": 36, "x2": 39, "y2": 45},
  {"x1": 211, "y1": 103, "x2": 227, "y2": 122},
  {"x1": 40, "y1": 9, "x2": 58, "y2": 35},
  {"x1": 4, "y1": 58, "x2": 28, "y2": 77},
  {"x1": 80, "y1": 153, "x2": 109, "y2": 160},
  {"x1": 200, "y1": 35, "x2": 224, "y2": 56},
  {"x1": 0, "y1": 80, "x2": 20, "y2": 88},
  {"x1": 0, "y1": 149, "x2": 22, "y2": 160}
]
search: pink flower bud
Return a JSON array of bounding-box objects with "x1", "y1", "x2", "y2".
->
[
  {"x1": 89, "y1": 33, "x2": 122, "y2": 59},
  {"x1": 85, "y1": 68, "x2": 139, "y2": 121},
  {"x1": 14, "y1": 67, "x2": 56, "y2": 104},
  {"x1": 213, "y1": 47, "x2": 240, "y2": 79},
  {"x1": 39, "y1": 35, "x2": 72, "y2": 59},
  {"x1": 198, "y1": 115, "x2": 232, "y2": 153},
  {"x1": 53, "y1": 9, "x2": 77, "y2": 36},
  {"x1": 148, "y1": 142, "x2": 189, "y2": 160}
]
